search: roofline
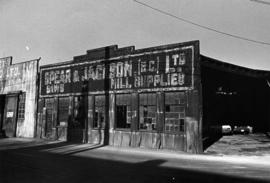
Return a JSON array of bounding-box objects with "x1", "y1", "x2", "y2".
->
[{"x1": 200, "y1": 55, "x2": 270, "y2": 77}]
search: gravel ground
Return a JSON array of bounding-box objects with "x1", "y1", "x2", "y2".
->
[{"x1": 205, "y1": 133, "x2": 270, "y2": 156}]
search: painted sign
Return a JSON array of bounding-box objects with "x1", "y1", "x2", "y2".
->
[
  {"x1": 0, "y1": 57, "x2": 12, "y2": 92},
  {"x1": 40, "y1": 45, "x2": 195, "y2": 96},
  {"x1": 6, "y1": 112, "x2": 14, "y2": 118}
]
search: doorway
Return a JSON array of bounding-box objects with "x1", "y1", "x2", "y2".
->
[
  {"x1": 2, "y1": 94, "x2": 19, "y2": 137},
  {"x1": 0, "y1": 95, "x2": 6, "y2": 137},
  {"x1": 116, "y1": 105, "x2": 127, "y2": 128}
]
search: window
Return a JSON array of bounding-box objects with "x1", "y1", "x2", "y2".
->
[
  {"x1": 73, "y1": 96, "x2": 85, "y2": 128},
  {"x1": 45, "y1": 98, "x2": 54, "y2": 135},
  {"x1": 58, "y1": 97, "x2": 69, "y2": 125},
  {"x1": 116, "y1": 94, "x2": 131, "y2": 129},
  {"x1": 93, "y1": 95, "x2": 105, "y2": 128},
  {"x1": 17, "y1": 92, "x2": 26, "y2": 120},
  {"x1": 139, "y1": 93, "x2": 157, "y2": 131},
  {"x1": 165, "y1": 92, "x2": 185, "y2": 133}
]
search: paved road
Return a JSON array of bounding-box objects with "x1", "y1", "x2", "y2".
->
[{"x1": 0, "y1": 138, "x2": 270, "y2": 183}]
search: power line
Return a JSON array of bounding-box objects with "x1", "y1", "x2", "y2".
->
[
  {"x1": 133, "y1": 0, "x2": 270, "y2": 46},
  {"x1": 250, "y1": 0, "x2": 270, "y2": 6}
]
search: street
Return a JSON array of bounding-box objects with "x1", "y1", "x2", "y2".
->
[{"x1": 0, "y1": 137, "x2": 270, "y2": 183}]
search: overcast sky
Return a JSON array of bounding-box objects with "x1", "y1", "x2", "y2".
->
[{"x1": 0, "y1": 0, "x2": 270, "y2": 69}]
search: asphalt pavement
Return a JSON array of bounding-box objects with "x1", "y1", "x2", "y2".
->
[{"x1": 0, "y1": 136, "x2": 270, "y2": 183}]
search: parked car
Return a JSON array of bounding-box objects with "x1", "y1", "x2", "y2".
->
[
  {"x1": 222, "y1": 125, "x2": 232, "y2": 135},
  {"x1": 233, "y1": 126, "x2": 252, "y2": 135}
]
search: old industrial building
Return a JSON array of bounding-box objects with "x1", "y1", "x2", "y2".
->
[
  {"x1": 0, "y1": 40, "x2": 266, "y2": 154},
  {"x1": 0, "y1": 57, "x2": 39, "y2": 138},
  {"x1": 37, "y1": 41, "x2": 202, "y2": 153}
]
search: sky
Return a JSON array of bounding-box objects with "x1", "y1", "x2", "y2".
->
[{"x1": 0, "y1": 0, "x2": 270, "y2": 70}]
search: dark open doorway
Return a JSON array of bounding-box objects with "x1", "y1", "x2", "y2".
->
[
  {"x1": 116, "y1": 105, "x2": 128, "y2": 128},
  {"x1": 201, "y1": 56, "x2": 270, "y2": 149},
  {"x1": 0, "y1": 95, "x2": 6, "y2": 137}
]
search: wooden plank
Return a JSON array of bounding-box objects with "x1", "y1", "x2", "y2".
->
[
  {"x1": 113, "y1": 130, "x2": 122, "y2": 146},
  {"x1": 174, "y1": 134, "x2": 185, "y2": 151},
  {"x1": 152, "y1": 133, "x2": 161, "y2": 149},
  {"x1": 161, "y1": 133, "x2": 174, "y2": 150},
  {"x1": 140, "y1": 132, "x2": 153, "y2": 148},
  {"x1": 121, "y1": 131, "x2": 131, "y2": 147},
  {"x1": 130, "y1": 131, "x2": 140, "y2": 147}
]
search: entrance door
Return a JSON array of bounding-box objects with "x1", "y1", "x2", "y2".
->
[
  {"x1": 3, "y1": 94, "x2": 19, "y2": 137},
  {"x1": 0, "y1": 95, "x2": 6, "y2": 136}
]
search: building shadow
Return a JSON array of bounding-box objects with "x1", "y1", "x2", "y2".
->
[{"x1": 0, "y1": 142, "x2": 269, "y2": 183}]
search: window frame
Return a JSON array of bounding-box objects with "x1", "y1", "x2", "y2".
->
[
  {"x1": 58, "y1": 96, "x2": 70, "y2": 126},
  {"x1": 115, "y1": 93, "x2": 132, "y2": 130},
  {"x1": 93, "y1": 95, "x2": 106, "y2": 129},
  {"x1": 17, "y1": 92, "x2": 26, "y2": 120},
  {"x1": 164, "y1": 92, "x2": 186, "y2": 134},
  {"x1": 138, "y1": 92, "x2": 157, "y2": 132}
]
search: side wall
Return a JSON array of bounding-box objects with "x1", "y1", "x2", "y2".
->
[{"x1": 0, "y1": 57, "x2": 39, "y2": 137}]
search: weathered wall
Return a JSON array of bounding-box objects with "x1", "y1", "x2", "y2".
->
[
  {"x1": 39, "y1": 41, "x2": 202, "y2": 153},
  {"x1": 0, "y1": 57, "x2": 39, "y2": 137},
  {"x1": 0, "y1": 57, "x2": 12, "y2": 93}
]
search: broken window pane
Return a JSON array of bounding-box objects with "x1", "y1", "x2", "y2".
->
[
  {"x1": 139, "y1": 93, "x2": 157, "y2": 131},
  {"x1": 165, "y1": 92, "x2": 185, "y2": 133}
]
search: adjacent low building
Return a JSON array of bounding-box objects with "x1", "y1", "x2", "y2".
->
[{"x1": 0, "y1": 57, "x2": 39, "y2": 138}]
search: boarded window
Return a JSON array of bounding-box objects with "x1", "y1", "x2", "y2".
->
[
  {"x1": 116, "y1": 94, "x2": 131, "y2": 129},
  {"x1": 58, "y1": 97, "x2": 69, "y2": 125},
  {"x1": 93, "y1": 95, "x2": 105, "y2": 128},
  {"x1": 139, "y1": 93, "x2": 157, "y2": 131},
  {"x1": 165, "y1": 92, "x2": 185, "y2": 133},
  {"x1": 17, "y1": 92, "x2": 26, "y2": 120}
]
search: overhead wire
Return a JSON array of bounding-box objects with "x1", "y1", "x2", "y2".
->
[
  {"x1": 250, "y1": 0, "x2": 270, "y2": 6},
  {"x1": 133, "y1": 0, "x2": 270, "y2": 46}
]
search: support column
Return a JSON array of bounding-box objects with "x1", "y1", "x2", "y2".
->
[
  {"x1": 131, "y1": 92, "x2": 138, "y2": 131},
  {"x1": 87, "y1": 95, "x2": 94, "y2": 143},
  {"x1": 156, "y1": 92, "x2": 165, "y2": 133},
  {"x1": 109, "y1": 93, "x2": 115, "y2": 145},
  {"x1": 36, "y1": 98, "x2": 44, "y2": 138}
]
